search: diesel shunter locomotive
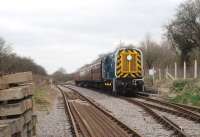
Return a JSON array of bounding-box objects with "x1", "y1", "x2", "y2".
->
[{"x1": 74, "y1": 47, "x2": 144, "y2": 95}]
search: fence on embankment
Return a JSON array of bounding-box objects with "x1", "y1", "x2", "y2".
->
[{"x1": 145, "y1": 59, "x2": 199, "y2": 82}]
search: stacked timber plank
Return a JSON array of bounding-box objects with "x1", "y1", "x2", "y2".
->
[{"x1": 0, "y1": 72, "x2": 36, "y2": 137}]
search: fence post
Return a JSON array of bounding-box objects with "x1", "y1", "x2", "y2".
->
[
  {"x1": 184, "y1": 61, "x2": 186, "y2": 79},
  {"x1": 152, "y1": 66, "x2": 155, "y2": 85},
  {"x1": 175, "y1": 62, "x2": 177, "y2": 80},
  {"x1": 159, "y1": 68, "x2": 161, "y2": 80},
  {"x1": 194, "y1": 59, "x2": 197, "y2": 79},
  {"x1": 166, "y1": 66, "x2": 168, "y2": 79}
]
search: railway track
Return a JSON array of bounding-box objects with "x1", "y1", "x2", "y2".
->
[
  {"x1": 122, "y1": 97, "x2": 189, "y2": 137},
  {"x1": 123, "y1": 96, "x2": 200, "y2": 137},
  {"x1": 138, "y1": 96, "x2": 200, "y2": 122},
  {"x1": 171, "y1": 102, "x2": 200, "y2": 114},
  {"x1": 57, "y1": 85, "x2": 142, "y2": 137}
]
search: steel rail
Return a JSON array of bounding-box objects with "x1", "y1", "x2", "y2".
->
[
  {"x1": 64, "y1": 85, "x2": 142, "y2": 137},
  {"x1": 57, "y1": 86, "x2": 80, "y2": 137},
  {"x1": 141, "y1": 93, "x2": 200, "y2": 114},
  {"x1": 122, "y1": 97, "x2": 188, "y2": 137},
  {"x1": 70, "y1": 102, "x2": 94, "y2": 137},
  {"x1": 171, "y1": 102, "x2": 200, "y2": 114},
  {"x1": 138, "y1": 96, "x2": 200, "y2": 122},
  {"x1": 140, "y1": 101, "x2": 196, "y2": 120},
  {"x1": 162, "y1": 116, "x2": 186, "y2": 135}
]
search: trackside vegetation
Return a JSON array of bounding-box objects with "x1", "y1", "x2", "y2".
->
[
  {"x1": 33, "y1": 85, "x2": 51, "y2": 111},
  {"x1": 169, "y1": 80, "x2": 200, "y2": 107}
]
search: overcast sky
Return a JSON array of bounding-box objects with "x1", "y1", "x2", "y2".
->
[{"x1": 0, "y1": 0, "x2": 183, "y2": 74}]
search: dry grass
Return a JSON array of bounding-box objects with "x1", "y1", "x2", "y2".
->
[{"x1": 33, "y1": 84, "x2": 56, "y2": 111}]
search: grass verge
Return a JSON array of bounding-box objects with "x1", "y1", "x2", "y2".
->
[
  {"x1": 168, "y1": 79, "x2": 200, "y2": 107},
  {"x1": 33, "y1": 85, "x2": 50, "y2": 111}
]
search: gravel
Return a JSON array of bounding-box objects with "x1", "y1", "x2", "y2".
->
[
  {"x1": 68, "y1": 85, "x2": 174, "y2": 137},
  {"x1": 137, "y1": 98, "x2": 200, "y2": 136},
  {"x1": 36, "y1": 87, "x2": 72, "y2": 137},
  {"x1": 156, "y1": 110, "x2": 200, "y2": 137}
]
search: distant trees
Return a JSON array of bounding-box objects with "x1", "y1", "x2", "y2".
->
[
  {"x1": 51, "y1": 68, "x2": 72, "y2": 82},
  {"x1": 140, "y1": 35, "x2": 176, "y2": 70},
  {"x1": 0, "y1": 37, "x2": 47, "y2": 75},
  {"x1": 166, "y1": 0, "x2": 200, "y2": 63},
  {"x1": 0, "y1": 38, "x2": 12, "y2": 55},
  {"x1": 134, "y1": 0, "x2": 200, "y2": 70}
]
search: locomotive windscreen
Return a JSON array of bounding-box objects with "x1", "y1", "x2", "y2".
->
[{"x1": 116, "y1": 49, "x2": 142, "y2": 78}]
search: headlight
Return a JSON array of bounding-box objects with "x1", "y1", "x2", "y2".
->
[{"x1": 127, "y1": 54, "x2": 132, "y2": 61}]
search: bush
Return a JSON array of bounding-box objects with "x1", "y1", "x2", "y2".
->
[
  {"x1": 172, "y1": 80, "x2": 189, "y2": 92},
  {"x1": 169, "y1": 79, "x2": 200, "y2": 106}
]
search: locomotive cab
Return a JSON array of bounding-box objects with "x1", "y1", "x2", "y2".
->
[{"x1": 112, "y1": 48, "x2": 144, "y2": 95}]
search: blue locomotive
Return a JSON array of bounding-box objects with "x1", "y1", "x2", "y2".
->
[{"x1": 74, "y1": 47, "x2": 144, "y2": 95}]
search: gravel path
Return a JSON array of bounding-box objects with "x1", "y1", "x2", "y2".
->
[
  {"x1": 36, "y1": 88, "x2": 72, "y2": 137},
  {"x1": 67, "y1": 85, "x2": 174, "y2": 137}
]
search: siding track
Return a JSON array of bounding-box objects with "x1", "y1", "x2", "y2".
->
[
  {"x1": 57, "y1": 85, "x2": 142, "y2": 137},
  {"x1": 122, "y1": 95, "x2": 200, "y2": 137}
]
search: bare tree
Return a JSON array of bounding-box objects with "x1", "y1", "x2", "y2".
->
[
  {"x1": 166, "y1": 0, "x2": 200, "y2": 63},
  {"x1": 0, "y1": 37, "x2": 47, "y2": 75},
  {"x1": 140, "y1": 35, "x2": 176, "y2": 69}
]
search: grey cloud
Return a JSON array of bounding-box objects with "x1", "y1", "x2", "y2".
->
[{"x1": 0, "y1": 0, "x2": 183, "y2": 73}]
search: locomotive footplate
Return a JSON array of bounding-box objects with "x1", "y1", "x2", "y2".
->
[{"x1": 115, "y1": 78, "x2": 144, "y2": 93}]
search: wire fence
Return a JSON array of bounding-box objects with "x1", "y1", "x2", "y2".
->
[{"x1": 145, "y1": 59, "x2": 199, "y2": 83}]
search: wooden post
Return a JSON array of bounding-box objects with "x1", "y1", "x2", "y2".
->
[
  {"x1": 159, "y1": 68, "x2": 161, "y2": 80},
  {"x1": 194, "y1": 59, "x2": 197, "y2": 79},
  {"x1": 184, "y1": 61, "x2": 186, "y2": 79},
  {"x1": 166, "y1": 66, "x2": 168, "y2": 79},
  {"x1": 32, "y1": 114, "x2": 37, "y2": 136},
  {"x1": 152, "y1": 67, "x2": 155, "y2": 85},
  {"x1": 175, "y1": 62, "x2": 177, "y2": 80}
]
